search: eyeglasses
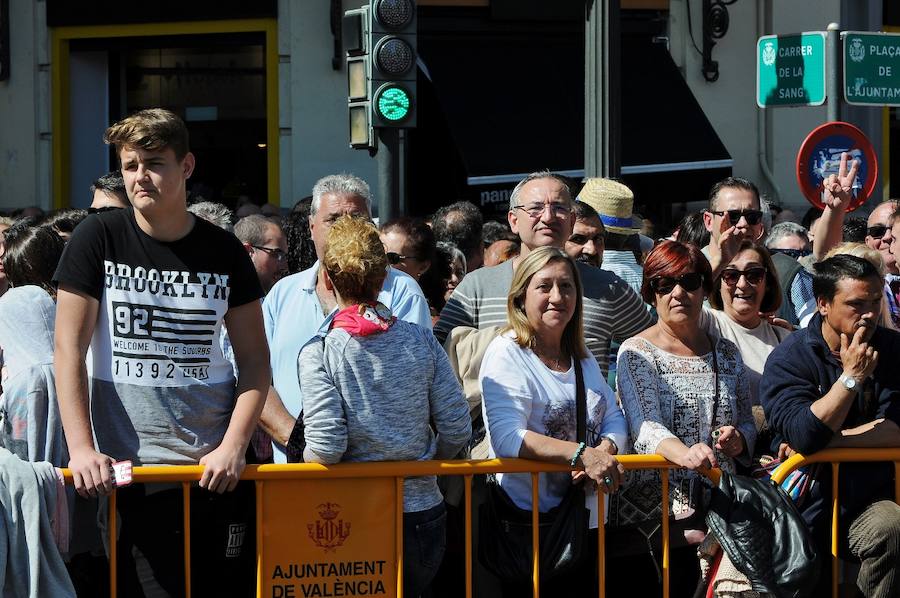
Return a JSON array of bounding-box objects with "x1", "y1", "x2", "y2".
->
[
  {"x1": 649, "y1": 273, "x2": 704, "y2": 295},
  {"x1": 88, "y1": 206, "x2": 122, "y2": 214},
  {"x1": 386, "y1": 252, "x2": 422, "y2": 265},
  {"x1": 514, "y1": 202, "x2": 572, "y2": 219},
  {"x1": 867, "y1": 224, "x2": 889, "y2": 239},
  {"x1": 769, "y1": 248, "x2": 811, "y2": 260},
  {"x1": 720, "y1": 267, "x2": 767, "y2": 286},
  {"x1": 251, "y1": 245, "x2": 287, "y2": 262},
  {"x1": 709, "y1": 209, "x2": 764, "y2": 226}
]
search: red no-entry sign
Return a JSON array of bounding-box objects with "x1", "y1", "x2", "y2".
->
[{"x1": 796, "y1": 121, "x2": 878, "y2": 212}]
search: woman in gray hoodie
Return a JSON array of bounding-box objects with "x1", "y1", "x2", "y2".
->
[
  {"x1": 0, "y1": 224, "x2": 67, "y2": 465},
  {"x1": 297, "y1": 215, "x2": 471, "y2": 598}
]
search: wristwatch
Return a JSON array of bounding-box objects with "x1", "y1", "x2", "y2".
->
[{"x1": 838, "y1": 373, "x2": 860, "y2": 393}]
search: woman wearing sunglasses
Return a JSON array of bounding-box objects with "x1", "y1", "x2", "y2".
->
[
  {"x1": 704, "y1": 240, "x2": 791, "y2": 407},
  {"x1": 379, "y1": 216, "x2": 435, "y2": 281},
  {"x1": 613, "y1": 240, "x2": 755, "y2": 595}
]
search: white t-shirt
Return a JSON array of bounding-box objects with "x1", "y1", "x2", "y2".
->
[
  {"x1": 479, "y1": 333, "x2": 627, "y2": 525},
  {"x1": 699, "y1": 307, "x2": 791, "y2": 404}
]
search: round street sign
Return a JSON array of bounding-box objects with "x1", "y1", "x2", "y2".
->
[{"x1": 795, "y1": 121, "x2": 878, "y2": 212}]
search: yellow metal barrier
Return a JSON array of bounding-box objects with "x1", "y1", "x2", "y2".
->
[
  {"x1": 769, "y1": 448, "x2": 900, "y2": 598},
  {"x1": 67, "y1": 452, "x2": 873, "y2": 598},
  {"x1": 63, "y1": 456, "x2": 688, "y2": 598}
]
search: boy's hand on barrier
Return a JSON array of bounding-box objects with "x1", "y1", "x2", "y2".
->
[
  {"x1": 199, "y1": 443, "x2": 246, "y2": 494},
  {"x1": 69, "y1": 448, "x2": 115, "y2": 498}
]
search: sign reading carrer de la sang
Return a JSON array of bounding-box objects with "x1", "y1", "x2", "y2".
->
[
  {"x1": 262, "y1": 478, "x2": 397, "y2": 597},
  {"x1": 757, "y1": 32, "x2": 827, "y2": 108}
]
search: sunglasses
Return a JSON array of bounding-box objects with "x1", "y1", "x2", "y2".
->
[
  {"x1": 709, "y1": 209, "x2": 764, "y2": 226},
  {"x1": 386, "y1": 252, "x2": 422, "y2": 265},
  {"x1": 769, "y1": 248, "x2": 811, "y2": 260},
  {"x1": 650, "y1": 273, "x2": 704, "y2": 295},
  {"x1": 720, "y1": 267, "x2": 767, "y2": 286},
  {"x1": 867, "y1": 224, "x2": 889, "y2": 239}
]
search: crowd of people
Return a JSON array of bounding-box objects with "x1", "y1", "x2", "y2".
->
[{"x1": 0, "y1": 108, "x2": 899, "y2": 598}]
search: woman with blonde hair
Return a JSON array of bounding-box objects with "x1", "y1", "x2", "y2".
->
[
  {"x1": 297, "y1": 215, "x2": 471, "y2": 597},
  {"x1": 479, "y1": 246, "x2": 626, "y2": 595}
]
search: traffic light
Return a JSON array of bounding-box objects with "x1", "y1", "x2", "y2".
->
[
  {"x1": 343, "y1": 5, "x2": 373, "y2": 149},
  {"x1": 369, "y1": 0, "x2": 417, "y2": 128}
]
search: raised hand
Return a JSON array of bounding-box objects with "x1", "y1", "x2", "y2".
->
[
  {"x1": 821, "y1": 152, "x2": 860, "y2": 211},
  {"x1": 839, "y1": 323, "x2": 879, "y2": 382}
]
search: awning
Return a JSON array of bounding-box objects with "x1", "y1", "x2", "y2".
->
[{"x1": 417, "y1": 27, "x2": 732, "y2": 188}]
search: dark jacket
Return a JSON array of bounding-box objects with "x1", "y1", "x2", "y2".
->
[
  {"x1": 760, "y1": 313, "x2": 900, "y2": 534},
  {"x1": 706, "y1": 472, "x2": 819, "y2": 598}
]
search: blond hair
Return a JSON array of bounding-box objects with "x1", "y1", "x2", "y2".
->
[
  {"x1": 104, "y1": 108, "x2": 190, "y2": 161},
  {"x1": 323, "y1": 215, "x2": 388, "y2": 304},
  {"x1": 504, "y1": 247, "x2": 587, "y2": 360},
  {"x1": 823, "y1": 242, "x2": 895, "y2": 330}
]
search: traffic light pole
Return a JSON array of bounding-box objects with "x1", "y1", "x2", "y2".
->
[
  {"x1": 377, "y1": 128, "x2": 400, "y2": 222},
  {"x1": 584, "y1": 0, "x2": 621, "y2": 178}
]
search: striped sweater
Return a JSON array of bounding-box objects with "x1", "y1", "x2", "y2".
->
[{"x1": 434, "y1": 259, "x2": 652, "y2": 374}]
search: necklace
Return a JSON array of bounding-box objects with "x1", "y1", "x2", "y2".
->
[{"x1": 533, "y1": 342, "x2": 565, "y2": 371}]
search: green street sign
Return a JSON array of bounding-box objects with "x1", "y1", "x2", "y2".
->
[
  {"x1": 843, "y1": 31, "x2": 900, "y2": 107},
  {"x1": 757, "y1": 33, "x2": 826, "y2": 108}
]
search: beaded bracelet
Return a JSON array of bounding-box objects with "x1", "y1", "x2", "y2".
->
[{"x1": 569, "y1": 441, "x2": 587, "y2": 468}]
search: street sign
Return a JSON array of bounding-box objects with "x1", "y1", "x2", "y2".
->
[
  {"x1": 843, "y1": 31, "x2": 900, "y2": 107},
  {"x1": 757, "y1": 33, "x2": 826, "y2": 108},
  {"x1": 795, "y1": 121, "x2": 877, "y2": 211}
]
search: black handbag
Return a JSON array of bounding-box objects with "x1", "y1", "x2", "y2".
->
[{"x1": 478, "y1": 358, "x2": 590, "y2": 582}]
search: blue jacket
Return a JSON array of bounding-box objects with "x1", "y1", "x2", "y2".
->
[{"x1": 760, "y1": 313, "x2": 900, "y2": 536}]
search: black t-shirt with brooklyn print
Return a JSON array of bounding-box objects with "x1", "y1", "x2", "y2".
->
[{"x1": 54, "y1": 207, "x2": 262, "y2": 465}]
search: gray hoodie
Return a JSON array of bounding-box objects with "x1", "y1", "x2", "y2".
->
[{"x1": 0, "y1": 286, "x2": 67, "y2": 467}]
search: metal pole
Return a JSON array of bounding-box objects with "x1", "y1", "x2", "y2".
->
[
  {"x1": 398, "y1": 129, "x2": 407, "y2": 215},
  {"x1": 376, "y1": 128, "x2": 399, "y2": 223},
  {"x1": 584, "y1": 0, "x2": 621, "y2": 178},
  {"x1": 827, "y1": 22, "x2": 841, "y2": 123}
]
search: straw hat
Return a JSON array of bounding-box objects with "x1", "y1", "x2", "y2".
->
[{"x1": 576, "y1": 178, "x2": 641, "y2": 235}]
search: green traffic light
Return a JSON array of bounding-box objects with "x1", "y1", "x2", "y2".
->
[{"x1": 376, "y1": 86, "x2": 411, "y2": 122}]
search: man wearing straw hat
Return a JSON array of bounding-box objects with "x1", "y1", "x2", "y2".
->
[
  {"x1": 575, "y1": 178, "x2": 645, "y2": 296},
  {"x1": 435, "y1": 171, "x2": 652, "y2": 374}
]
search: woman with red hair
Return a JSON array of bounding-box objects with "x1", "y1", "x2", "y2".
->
[{"x1": 610, "y1": 240, "x2": 755, "y2": 594}]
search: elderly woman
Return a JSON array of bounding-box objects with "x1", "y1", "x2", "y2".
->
[
  {"x1": 614, "y1": 240, "x2": 755, "y2": 595},
  {"x1": 704, "y1": 240, "x2": 791, "y2": 405},
  {"x1": 379, "y1": 216, "x2": 436, "y2": 281},
  {"x1": 480, "y1": 246, "x2": 626, "y2": 595},
  {"x1": 298, "y1": 216, "x2": 471, "y2": 597}
]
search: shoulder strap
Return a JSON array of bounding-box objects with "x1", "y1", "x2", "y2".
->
[
  {"x1": 574, "y1": 357, "x2": 586, "y2": 442},
  {"x1": 708, "y1": 335, "x2": 720, "y2": 440}
]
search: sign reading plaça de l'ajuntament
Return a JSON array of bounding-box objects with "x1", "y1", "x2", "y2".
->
[{"x1": 843, "y1": 31, "x2": 900, "y2": 107}]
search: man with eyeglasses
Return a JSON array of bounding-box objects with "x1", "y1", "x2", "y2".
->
[
  {"x1": 765, "y1": 222, "x2": 817, "y2": 327},
  {"x1": 235, "y1": 214, "x2": 288, "y2": 294},
  {"x1": 259, "y1": 174, "x2": 431, "y2": 464},
  {"x1": 702, "y1": 177, "x2": 766, "y2": 278},
  {"x1": 435, "y1": 171, "x2": 651, "y2": 374}
]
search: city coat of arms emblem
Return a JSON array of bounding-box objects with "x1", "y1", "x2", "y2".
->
[{"x1": 308, "y1": 502, "x2": 351, "y2": 552}]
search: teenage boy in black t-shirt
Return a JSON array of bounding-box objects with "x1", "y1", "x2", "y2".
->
[{"x1": 54, "y1": 108, "x2": 269, "y2": 595}]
